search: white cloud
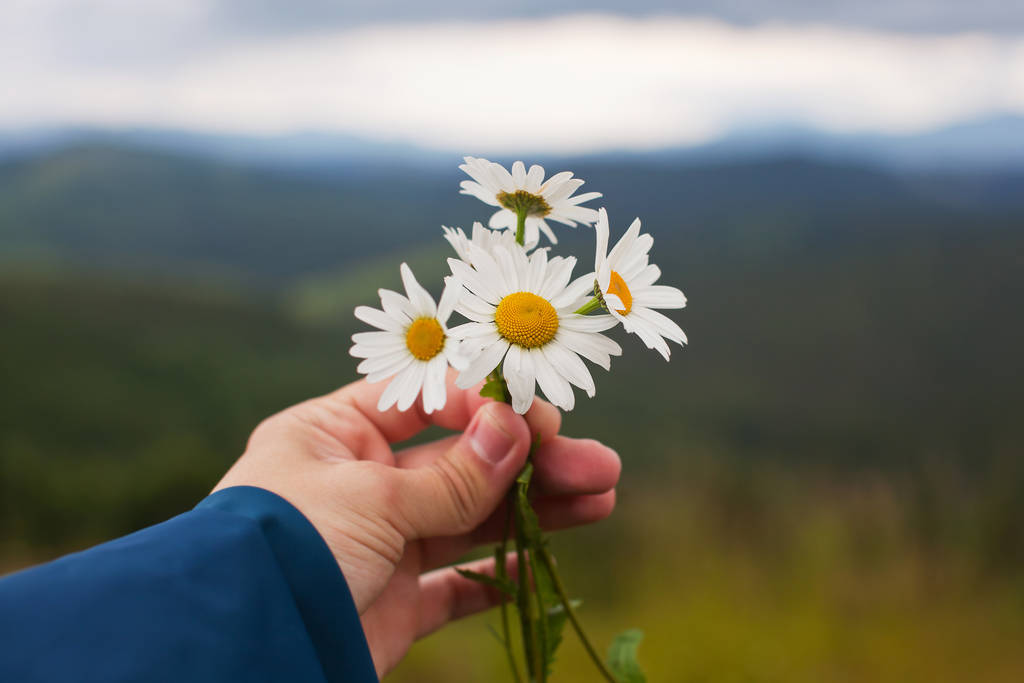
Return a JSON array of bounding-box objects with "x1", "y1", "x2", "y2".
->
[{"x1": 2, "y1": 11, "x2": 1023, "y2": 153}]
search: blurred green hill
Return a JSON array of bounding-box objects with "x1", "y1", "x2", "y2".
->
[{"x1": 1, "y1": 145, "x2": 1023, "y2": 680}]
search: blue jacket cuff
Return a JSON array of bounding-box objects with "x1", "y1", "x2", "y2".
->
[{"x1": 196, "y1": 486, "x2": 378, "y2": 683}]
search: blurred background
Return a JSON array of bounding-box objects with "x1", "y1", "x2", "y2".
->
[{"x1": 2, "y1": 1, "x2": 1023, "y2": 680}]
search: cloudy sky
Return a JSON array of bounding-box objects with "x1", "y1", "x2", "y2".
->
[{"x1": 2, "y1": 0, "x2": 1023, "y2": 154}]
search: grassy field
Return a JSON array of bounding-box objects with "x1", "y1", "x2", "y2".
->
[{"x1": 393, "y1": 457, "x2": 1024, "y2": 682}]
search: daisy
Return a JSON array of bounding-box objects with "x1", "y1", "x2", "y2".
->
[
  {"x1": 591, "y1": 208, "x2": 687, "y2": 361},
  {"x1": 459, "y1": 156, "x2": 602, "y2": 249},
  {"x1": 350, "y1": 263, "x2": 463, "y2": 413},
  {"x1": 447, "y1": 241, "x2": 621, "y2": 414}
]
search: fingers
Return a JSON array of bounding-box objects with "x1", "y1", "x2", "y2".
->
[
  {"x1": 416, "y1": 554, "x2": 518, "y2": 640},
  {"x1": 532, "y1": 437, "x2": 621, "y2": 496},
  {"x1": 418, "y1": 490, "x2": 616, "y2": 570},
  {"x1": 398, "y1": 435, "x2": 620, "y2": 496},
  {"x1": 318, "y1": 367, "x2": 561, "y2": 446},
  {"x1": 392, "y1": 402, "x2": 532, "y2": 539}
]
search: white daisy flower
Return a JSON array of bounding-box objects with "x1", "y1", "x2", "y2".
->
[
  {"x1": 592, "y1": 208, "x2": 688, "y2": 361},
  {"x1": 459, "y1": 156, "x2": 602, "y2": 249},
  {"x1": 350, "y1": 263, "x2": 463, "y2": 413},
  {"x1": 447, "y1": 242, "x2": 621, "y2": 414},
  {"x1": 442, "y1": 221, "x2": 521, "y2": 263}
]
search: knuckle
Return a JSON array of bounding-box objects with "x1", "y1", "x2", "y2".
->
[{"x1": 431, "y1": 456, "x2": 481, "y2": 532}]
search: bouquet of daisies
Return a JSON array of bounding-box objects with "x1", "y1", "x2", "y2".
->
[{"x1": 351, "y1": 157, "x2": 686, "y2": 682}]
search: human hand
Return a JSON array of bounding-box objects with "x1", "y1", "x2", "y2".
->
[{"x1": 213, "y1": 371, "x2": 621, "y2": 676}]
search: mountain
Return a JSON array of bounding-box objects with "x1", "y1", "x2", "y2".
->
[
  {"x1": 3, "y1": 115, "x2": 1024, "y2": 173},
  {"x1": 3, "y1": 145, "x2": 1022, "y2": 288}
]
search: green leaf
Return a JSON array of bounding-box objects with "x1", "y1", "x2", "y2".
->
[
  {"x1": 515, "y1": 463, "x2": 543, "y2": 545},
  {"x1": 541, "y1": 598, "x2": 581, "y2": 676},
  {"x1": 479, "y1": 376, "x2": 510, "y2": 402},
  {"x1": 607, "y1": 629, "x2": 646, "y2": 683},
  {"x1": 455, "y1": 568, "x2": 516, "y2": 596}
]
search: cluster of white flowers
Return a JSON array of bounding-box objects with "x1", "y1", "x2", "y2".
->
[{"x1": 351, "y1": 157, "x2": 687, "y2": 415}]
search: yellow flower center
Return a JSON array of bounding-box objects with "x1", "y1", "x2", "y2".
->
[
  {"x1": 405, "y1": 317, "x2": 445, "y2": 361},
  {"x1": 494, "y1": 292, "x2": 559, "y2": 348},
  {"x1": 607, "y1": 270, "x2": 633, "y2": 315},
  {"x1": 496, "y1": 190, "x2": 552, "y2": 217}
]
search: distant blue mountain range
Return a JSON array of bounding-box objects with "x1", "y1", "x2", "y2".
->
[{"x1": 1, "y1": 115, "x2": 1023, "y2": 172}]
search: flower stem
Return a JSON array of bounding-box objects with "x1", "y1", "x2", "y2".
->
[
  {"x1": 515, "y1": 209, "x2": 527, "y2": 246},
  {"x1": 537, "y1": 546, "x2": 620, "y2": 683},
  {"x1": 574, "y1": 295, "x2": 603, "y2": 315},
  {"x1": 514, "y1": 496, "x2": 541, "y2": 679},
  {"x1": 499, "y1": 493, "x2": 522, "y2": 683}
]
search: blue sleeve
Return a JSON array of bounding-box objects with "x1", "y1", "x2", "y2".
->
[{"x1": 0, "y1": 486, "x2": 378, "y2": 683}]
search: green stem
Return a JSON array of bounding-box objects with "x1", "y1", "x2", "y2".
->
[
  {"x1": 499, "y1": 492, "x2": 523, "y2": 683},
  {"x1": 515, "y1": 210, "x2": 527, "y2": 246},
  {"x1": 514, "y1": 500, "x2": 541, "y2": 680},
  {"x1": 574, "y1": 295, "x2": 603, "y2": 315},
  {"x1": 538, "y1": 546, "x2": 620, "y2": 683},
  {"x1": 527, "y1": 545, "x2": 550, "y2": 682}
]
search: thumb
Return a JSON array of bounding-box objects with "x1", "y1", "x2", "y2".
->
[{"x1": 394, "y1": 401, "x2": 531, "y2": 539}]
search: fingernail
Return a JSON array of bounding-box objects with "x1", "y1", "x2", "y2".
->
[{"x1": 468, "y1": 406, "x2": 515, "y2": 465}]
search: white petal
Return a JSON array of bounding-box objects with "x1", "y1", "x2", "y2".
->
[
  {"x1": 442, "y1": 225, "x2": 471, "y2": 260},
  {"x1": 606, "y1": 217, "x2": 642, "y2": 269},
  {"x1": 533, "y1": 350, "x2": 575, "y2": 411},
  {"x1": 455, "y1": 293, "x2": 497, "y2": 323},
  {"x1": 444, "y1": 338, "x2": 477, "y2": 371},
  {"x1": 616, "y1": 234, "x2": 654, "y2": 277},
  {"x1": 459, "y1": 157, "x2": 501, "y2": 194},
  {"x1": 456, "y1": 338, "x2": 510, "y2": 389},
  {"x1": 489, "y1": 208, "x2": 516, "y2": 230},
  {"x1": 459, "y1": 180, "x2": 500, "y2": 206},
  {"x1": 624, "y1": 316, "x2": 672, "y2": 361},
  {"x1": 594, "y1": 208, "x2": 609, "y2": 273},
  {"x1": 536, "y1": 219, "x2": 558, "y2": 246},
  {"x1": 539, "y1": 255, "x2": 576, "y2": 301},
  {"x1": 544, "y1": 178, "x2": 585, "y2": 203},
  {"x1": 448, "y1": 258, "x2": 501, "y2": 305},
  {"x1": 557, "y1": 330, "x2": 622, "y2": 370},
  {"x1": 526, "y1": 164, "x2": 544, "y2": 192},
  {"x1": 351, "y1": 341, "x2": 406, "y2": 358},
  {"x1": 366, "y1": 355, "x2": 414, "y2": 384},
  {"x1": 633, "y1": 264, "x2": 662, "y2": 288},
  {"x1": 447, "y1": 321, "x2": 497, "y2": 342},
  {"x1": 503, "y1": 344, "x2": 537, "y2": 415},
  {"x1": 523, "y1": 221, "x2": 541, "y2": 250},
  {"x1": 539, "y1": 171, "x2": 574, "y2": 196},
  {"x1": 354, "y1": 305, "x2": 402, "y2": 333},
  {"x1": 603, "y1": 294, "x2": 625, "y2": 312},
  {"x1": 525, "y1": 247, "x2": 548, "y2": 293},
  {"x1": 511, "y1": 160, "x2": 527, "y2": 186},
  {"x1": 551, "y1": 272, "x2": 596, "y2": 310},
  {"x1": 351, "y1": 330, "x2": 402, "y2": 347},
  {"x1": 491, "y1": 244, "x2": 522, "y2": 293},
  {"x1": 490, "y1": 161, "x2": 516, "y2": 192},
  {"x1": 542, "y1": 340, "x2": 596, "y2": 397},
  {"x1": 565, "y1": 191, "x2": 602, "y2": 206},
  {"x1": 378, "y1": 363, "x2": 416, "y2": 411},
  {"x1": 632, "y1": 285, "x2": 687, "y2": 310},
  {"x1": 400, "y1": 263, "x2": 436, "y2": 318},
  {"x1": 378, "y1": 289, "x2": 415, "y2": 324},
  {"x1": 357, "y1": 348, "x2": 410, "y2": 375},
  {"x1": 437, "y1": 276, "x2": 462, "y2": 323},
  {"x1": 422, "y1": 355, "x2": 449, "y2": 414},
  {"x1": 396, "y1": 362, "x2": 428, "y2": 412},
  {"x1": 560, "y1": 314, "x2": 619, "y2": 333},
  {"x1": 631, "y1": 307, "x2": 688, "y2": 345}
]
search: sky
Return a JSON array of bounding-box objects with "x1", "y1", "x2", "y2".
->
[{"x1": 2, "y1": 0, "x2": 1023, "y2": 154}]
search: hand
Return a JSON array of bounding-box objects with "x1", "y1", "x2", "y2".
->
[{"x1": 213, "y1": 371, "x2": 621, "y2": 677}]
